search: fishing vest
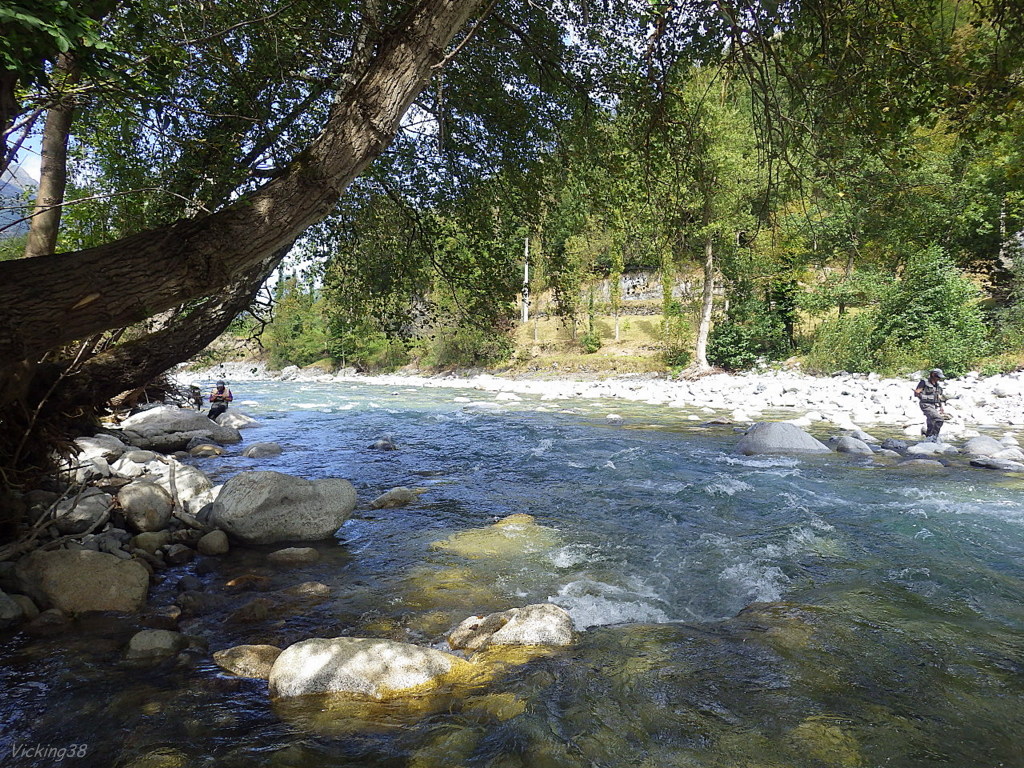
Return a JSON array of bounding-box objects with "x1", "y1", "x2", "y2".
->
[{"x1": 917, "y1": 379, "x2": 942, "y2": 405}]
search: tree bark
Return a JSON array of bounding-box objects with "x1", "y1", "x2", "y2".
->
[
  {"x1": 0, "y1": 0, "x2": 485, "y2": 371},
  {"x1": 23, "y1": 54, "x2": 77, "y2": 259},
  {"x1": 693, "y1": 201, "x2": 716, "y2": 371}
]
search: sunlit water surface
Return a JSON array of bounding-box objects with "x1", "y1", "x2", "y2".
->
[{"x1": 3, "y1": 380, "x2": 1024, "y2": 767}]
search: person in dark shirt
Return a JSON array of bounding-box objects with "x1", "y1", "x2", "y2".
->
[
  {"x1": 208, "y1": 379, "x2": 233, "y2": 421},
  {"x1": 914, "y1": 368, "x2": 947, "y2": 442}
]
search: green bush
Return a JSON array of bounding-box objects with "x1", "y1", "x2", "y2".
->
[
  {"x1": 805, "y1": 311, "x2": 877, "y2": 374},
  {"x1": 420, "y1": 326, "x2": 513, "y2": 369},
  {"x1": 663, "y1": 345, "x2": 691, "y2": 368},
  {"x1": 328, "y1": 326, "x2": 408, "y2": 372},
  {"x1": 707, "y1": 315, "x2": 788, "y2": 371},
  {"x1": 579, "y1": 331, "x2": 602, "y2": 354},
  {"x1": 870, "y1": 245, "x2": 990, "y2": 377}
]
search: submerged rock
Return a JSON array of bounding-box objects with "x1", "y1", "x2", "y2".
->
[
  {"x1": 368, "y1": 487, "x2": 427, "y2": 509},
  {"x1": 267, "y1": 546, "x2": 320, "y2": 566},
  {"x1": 211, "y1": 471, "x2": 356, "y2": 544},
  {"x1": 735, "y1": 422, "x2": 830, "y2": 456},
  {"x1": 126, "y1": 629, "x2": 188, "y2": 661},
  {"x1": 242, "y1": 442, "x2": 283, "y2": 458},
  {"x1": 268, "y1": 637, "x2": 470, "y2": 699},
  {"x1": 431, "y1": 514, "x2": 559, "y2": 559}
]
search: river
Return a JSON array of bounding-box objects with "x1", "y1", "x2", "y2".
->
[{"x1": 3, "y1": 379, "x2": 1024, "y2": 767}]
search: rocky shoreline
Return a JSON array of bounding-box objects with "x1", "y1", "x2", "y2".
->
[
  {"x1": 0, "y1": 399, "x2": 581, "y2": 721},
  {"x1": 190, "y1": 360, "x2": 1024, "y2": 435}
]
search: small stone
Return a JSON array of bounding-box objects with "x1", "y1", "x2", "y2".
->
[
  {"x1": 24, "y1": 608, "x2": 71, "y2": 636},
  {"x1": 126, "y1": 629, "x2": 188, "y2": 661},
  {"x1": 197, "y1": 529, "x2": 229, "y2": 556},
  {"x1": 164, "y1": 543, "x2": 194, "y2": 565},
  {"x1": 212, "y1": 644, "x2": 283, "y2": 679},
  {"x1": 226, "y1": 597, "x2": 274, "y2": 624},
  {"x1": 267, "y1": 547, "x2": 320, "y2": 566},
  {"x1": 132, "y1": 530, "x2": 171, "y2": 554}
]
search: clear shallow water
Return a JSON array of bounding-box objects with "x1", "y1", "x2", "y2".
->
[{"x1": 3, "y1": 380, "x2": 1024, "y2": 767}]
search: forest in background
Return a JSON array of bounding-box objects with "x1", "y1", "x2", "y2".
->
[
  {"x1": 211, "y1": 2, "x2": 1024, "y2": 380},
  {"x1": 2, "y1": 0, "x2": 1024, "y2": 504}
]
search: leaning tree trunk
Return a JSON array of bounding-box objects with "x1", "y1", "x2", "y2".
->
[{"x1": 0, "y1": 0, "x2": 486, "y2": 376}]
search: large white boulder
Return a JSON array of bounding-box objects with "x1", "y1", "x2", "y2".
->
[
  {"x1": 211, "y1": 471, "x2": 356, "y2": 544},
  {"x1": 217, "y1": 410, "x2": 261, "y2": 429},
  {"x1": 735, "y1": 422, "x2": 830, "y2": 456},
  {"x1": 268, "y1": 637, "x2": 467, "y2": 699},
  {"x1": 119, "y1": 406, "x2": 242, "y2": 451},
  {"x1": 448, "y1": 604, "x2": 575, "y2": 651},
  {"x1": 15, "y1": 550, "x2": 149, "y2": 614},
  {"x1": 74, "y1": 434, "x2": 127, "y2": 462},
  {"x1": 963, "y1": 435, "x2": 1008, "y2": 457}
]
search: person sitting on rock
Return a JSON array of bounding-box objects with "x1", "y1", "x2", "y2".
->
[
  {"x1": 208, "y1": 379, "x2": 233, "y2": 421},
  {"x1": 914, "y1": 368, "x2": 947, "y2": 442}
]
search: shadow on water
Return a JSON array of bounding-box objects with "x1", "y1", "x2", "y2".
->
[{"x1": 3, "y1": 380, "x2": 1024, "y2": 766}]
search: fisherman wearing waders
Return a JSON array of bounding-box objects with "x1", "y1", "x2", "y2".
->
[
  {"x1": 208, "y1": 379, "x2": 233, "y2": 421},
  {"x1": 914, "y1": 368, "x2": 948, "y2": 442}
]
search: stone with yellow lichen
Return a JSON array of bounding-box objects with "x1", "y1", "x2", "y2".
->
[
  {"x1": 449, "y1": 603, "x2": 575, "y2": 650},
  {"x1": 789, "y1": 717, "x2": 863, "y2": 767},
  {"x1": 430, "y1": 514, "x2": 559, "y2": 559},
  {"x1": 268, "y1": 637, "x2": 474, "y2": 699},
  {"x1": 401, "y1": 566, "x2": 504, "y2": 612},
  {"x1": 408, "y1": 726, "x2": 483, "y2": 768},
  {"x1": 462, "y1": 692, "x2": 528, "y2": 722}
]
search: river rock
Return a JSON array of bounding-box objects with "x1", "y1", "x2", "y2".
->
[
  {"x1": 119, "y1": 405, "x2": 242, "y2": 451},
  {"x1": 906, "y1": 442, "x2": 958, "y2": 456},
  {"x1": 880, "y1": 438, "x2": 908, "y2": 453},
  {"x1": 267, "y1": 547, "x2": 320, "y2": 566},
  {"x1": 369, "y1": 487, "x2": 427, "y2": 509},
  {"x1": 132, "y1": 530, "x2": 171, "y2": 554},
  {"x1": 962, "y1": 436, "x2": 1004, "y2": 456},
  {"x1": 213, "y1": 644, "x2": 282, "y2": 679},
  {"x1": 268, "y1": 637, "x2": 468, "y2": 699},
  {"x1": 74, "y1": 434, "x2": 127, "y2": 462},
  {"x1": 969, "y1": 457, "x2": 1024, "y2": 471},
  {"x1": 189, "y1": 444, "x2": 224, "y2": 458},
  {"x1": 448, "y1": 604, "x2": 575, "y2": 651},
  {"x1": 832, "y1": 436, "x2": 874, "y2": 456},
  {"x1": 735, "y1": 422, "x2": 830, "y2": 456},
  {"x1": 53, "y1": 489, "x2": 111, "y2": 534},
  {"x1": 0, "y1": 589, "x2": 23, "y2": 628},
  {"x1": 11, "y1": 593, "x2": 39, "y2": 621},
  {"x1": 197, "y1": 529, "x2": 229, "y2": 556},
  {"x1": 217, "y1": 410, "x2": 260, "y2": 429},
  {"x1": 211, "y1": 471, "x2": 357, "y2": 544},
  {"x1": 15, "y1": 549, "x2": 149, "y2": 614},
  {"x1": 24, "y1": 608, "x2": 71, "y2": 636},
  {"x1": 118, "y1": 482, "x2": 173, "y2": 533},
  {"x1": 242, "y1": 442, "x2": 283, "y2": 458},
  {"x1": 126, "y1": 629, "x2": 188, "y2": 661}
]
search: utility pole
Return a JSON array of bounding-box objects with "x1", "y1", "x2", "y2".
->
[{"x1": 521, "y1": 235, "x2": 530, "y2": 324}]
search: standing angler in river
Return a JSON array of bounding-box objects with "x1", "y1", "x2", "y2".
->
[
  {"x1": 208, "y1": 379, "x2": 234, "y2": 421},
  {"x1": 914, "y1": 368, "x2": 948, "y2": 442}
]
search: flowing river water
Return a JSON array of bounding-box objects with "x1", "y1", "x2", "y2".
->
[{"x1": 3, "y1": 379, "x2": 1024, "y2": 767}]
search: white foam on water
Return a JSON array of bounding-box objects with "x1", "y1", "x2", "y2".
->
[
  {"x1": 550, "y1": 578, "x2": 671, "y2": 629},
  {"x1": 530, "y1": 438, "x2": 555, "y2": 457},
  {"x1": 548, "y1": 544, "x2": 591, "y2": 569},
  {"x1": 702, "y1": 476, "x2": 753, "y2": 497},
  {"x1": 719, "y1": 562, "x2": 790, "y2": 602},
  {"x1": 720, "y1": 455, "x2": 800, "y2": 469},
  {"x1": 603, "y1": 460, "x2": 617, "y2": 470}
]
